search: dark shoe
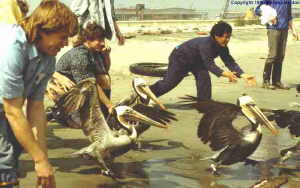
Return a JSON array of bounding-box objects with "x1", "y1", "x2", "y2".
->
[
  {"x1": 262, "y1": 82, "x2": 275, "y2": 90},
  {"x1": 296, "y1": 84, "x2": 300, "y2": 93},
  {"x1": 273, "y1": 82, "x2": 290, "y2": 90}
]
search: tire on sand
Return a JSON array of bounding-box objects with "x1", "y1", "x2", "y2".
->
[{"x1": 129, "y1": 62, "x2": 168, "y2": 77}]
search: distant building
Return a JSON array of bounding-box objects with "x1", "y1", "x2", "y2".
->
[
  {"x1": 222, "y1": 11, "x2": 244, "y2": 19},
  {"x1": 136, "y1": 4, "x2": 145, "y2": 20},
  {"x1": 115, "y1": 8, "x2": 208, "y2": 20}
]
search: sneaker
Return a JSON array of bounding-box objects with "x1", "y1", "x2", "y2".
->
[
  {"x1": 273, "y1": 82, "x2": 290, "y2": 90},
  {"x1": 262, "y1": 81, "x2": 275, "y2": 90}
]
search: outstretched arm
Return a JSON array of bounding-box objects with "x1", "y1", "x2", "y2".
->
[
  {"x1": 220, "y1": 48, "x2": 256, "y2": 86},
  {"x1": 95, "y1": 83, "x2": 114, "y2": 113},
  {"x1": 3, "y1": 97, "x2": 55, "y2": 186}
]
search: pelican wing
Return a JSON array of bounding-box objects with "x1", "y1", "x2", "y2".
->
[
  {"x1": 179, "y1": 95, "x2": 237, "y2": 114},
  {"x1": 273, "y1": 110, "x2": 300, "y2": 137},
  {"x1": 82, "y1": 96, "x2": 110, "y2": 139},
  {"x1": 45, "y1": 72, "x2": 75, "y2": 102},
  {"x1": 179, "y1": 96, "x2": 243, "y2": 151},
  {"x1": 132, "y1": 104, "x2": 177, "y2": 125},
  {"x1": 57, "y1": 78, "x2": 96, "y2": 113},
  {"x1": 203, "y1": 112, "x2": 243, "y2": 151}
]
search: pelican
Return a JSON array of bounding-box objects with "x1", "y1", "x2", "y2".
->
[
  {"x1": 58, "y1": 78, "x2": 170, "y2": 177},
  {"x1": 114, "y1": 78, "x2": 177, "y2": 147},
  {"x1": 117, "y1": 77, "x2": 166, "y2": 110},
  {"x1": 266, "y1": 109, "x2": 300, "y2": 163},
  {"x1": 179, "y1": 95, "x2": 278, "y2": 176}
]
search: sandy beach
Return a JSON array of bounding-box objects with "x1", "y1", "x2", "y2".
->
[{"x1": 18, "y1": 25, "x2": 300, "y2": 188}]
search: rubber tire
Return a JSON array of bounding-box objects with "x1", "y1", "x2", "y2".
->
[{"x1": 129, "y1": 62, "x2": 168, "y2": 77}]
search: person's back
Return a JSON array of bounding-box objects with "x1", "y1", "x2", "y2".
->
[{"x1": 175, "y1": 36, "x2": 221, "y2": 65}]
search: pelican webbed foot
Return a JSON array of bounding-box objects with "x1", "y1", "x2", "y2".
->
[
  {"x1": 279, "y1": 151, "x2": 294, "y2": 164},
  {"x1": 206, "y1": 164, "x2": 221, "y2": 177},
  {"x1": 132, "y1": 141, "x2": 144, "y2": 150},
  {"x1": 100, "y1": 169, "x2": 116, "y2": 179}
]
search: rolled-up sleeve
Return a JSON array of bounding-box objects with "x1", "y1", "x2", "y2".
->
[
  {"x1": 198, "y1": 45, "x2": 224, "y2": 77},
  {"x1": 219, "y1": 47, "x2": 244, "y2": 77},
  {"x1": 1, "y1": 43, "x2": 25, "y2": 99}
]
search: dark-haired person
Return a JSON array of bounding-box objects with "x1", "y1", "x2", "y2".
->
[
  {"x1": 0, "y1": 1, "x2": 78, "y2": 187},
  {"x1": 149, "y1": 21, "x2": 256, "y2": 100},
  {"x1": 255, "y1": 0, "x2": 299, "y2": 90},
  {"x1": 55, "y1": 22, "x2": 113, "y2": 119}
]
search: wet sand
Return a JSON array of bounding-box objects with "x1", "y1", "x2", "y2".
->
[{"x1": 19, "y1": 29, "x2": 300, "y2": 187}]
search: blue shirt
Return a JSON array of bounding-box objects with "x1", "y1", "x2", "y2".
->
[
  {"x1": 0, "y1": 24, "x2": 55, "y2": 111},
  {"x1": 255, "y1": 0, "x2": 292, "y2": 30}
]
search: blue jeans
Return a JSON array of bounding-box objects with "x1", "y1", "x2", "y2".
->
[{"x1": 0, "y1": 112, "x2": 22, "y2": 184}]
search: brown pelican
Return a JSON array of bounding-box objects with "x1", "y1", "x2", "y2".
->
[
  {"x1": 179, "y1": 95, "x2": 278, "y2": 176},
  {"x1": 117, "y1": 77, "x2": 166, "y2": 110},
  {"x1": 57, "y1": 78, "x2": 170, "y2": 177},
  {"x1": 266, "y1": 109, "x2": 300, "y2": 163},
  {"x1": 114, "y1": 78, "x2": 177, "y2": 147}
]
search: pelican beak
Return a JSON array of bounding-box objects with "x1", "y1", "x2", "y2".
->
[
  {"x1": 238, "y1": 95, "x2": 278, "y2": 135},
  {"x1": 138, "y1": 85, "x2": 166, "y2": 110},
  {"x1": 124, "y1": 109, "x2": 168, "y2": 129}
]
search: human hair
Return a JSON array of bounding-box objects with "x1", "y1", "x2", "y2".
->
[
  {"x1": 210, "y1": 21, "x2": 232, "y2": 37},
  {"x1": 72, "y1": 22, "x2": 105, "y2": 47},
  {"x1": 20, "y1": 0, "x2": 78, "y2": 43}
]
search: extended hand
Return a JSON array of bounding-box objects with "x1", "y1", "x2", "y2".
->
[
  {"x1": 35, "y1": 159, "x2": 56, "y2": 188},
  {"x1": 293, "y1": 31, "x2": 299, "y2": 41},
  {"x1": 241, "y1": 74, "x2": 257, "y2": 86},
  {"x1": 270, "y1": 17, "x2": 277, "y2": 25},
  {"x1": 222, "y1": 71, "x2": 238, "y2": 83},
  {"x1": 116, "y1": 32, "x2": 125, "y2": 45},
  {"x1": 99, "y1": 42, "x2": 111, "y2": 54},
  {"x1": 107, "y1": 104, "x2": 115, "y2": 114}
]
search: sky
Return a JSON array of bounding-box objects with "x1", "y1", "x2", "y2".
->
[
  {"x1": 28, "y1": 0, "x2": 300, "y2": 18},
  {"x1": 28, "y1": 0, "x2": 255, "y2": 12}
]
